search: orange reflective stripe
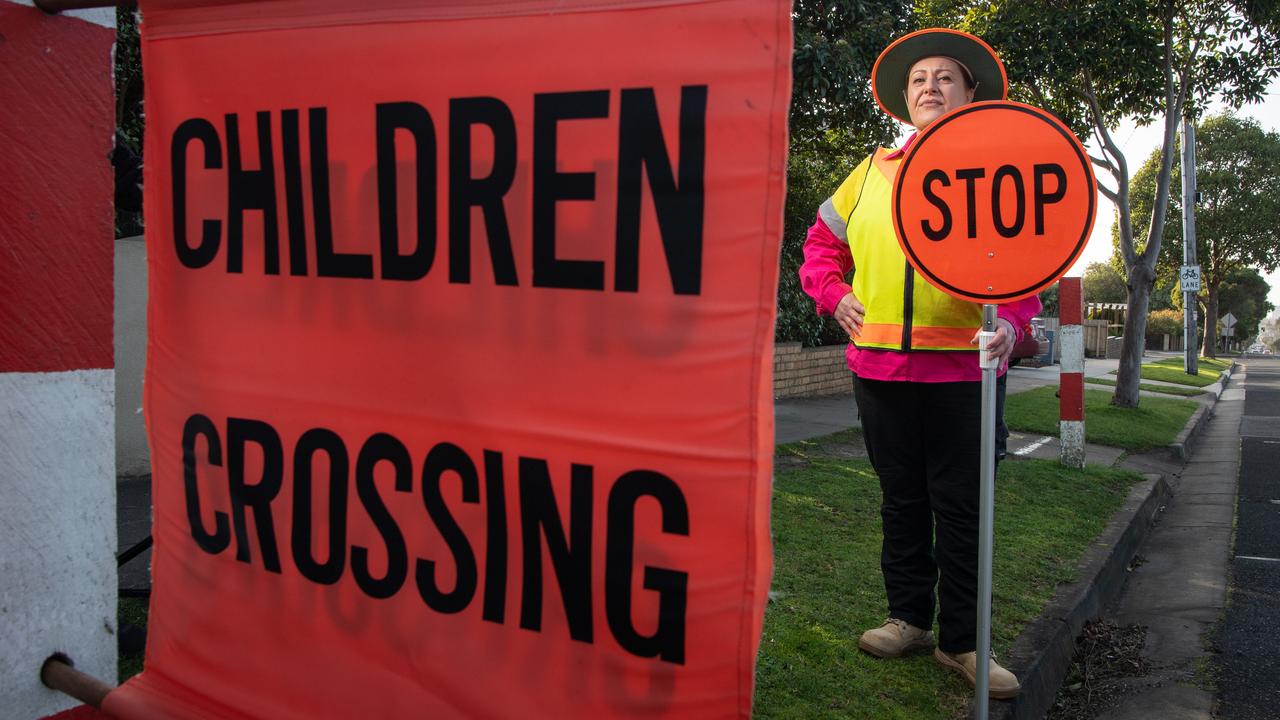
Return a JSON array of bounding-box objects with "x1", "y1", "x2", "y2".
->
[
  {"x1": 912, "y1": 325, "x2": 977, "y2": 349},
  {"x1": 852, "y1": 324, "x2": 976, "y2": 350},
  {"x1": 856, "y1": 322, "x2": 902, "y2": 346}
]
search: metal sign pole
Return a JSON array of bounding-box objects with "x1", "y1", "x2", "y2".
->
[
  {"x1": 976, "y1": 304, "x2": 999, "y2": 720},
  {"x1": 1181, "y1": 120, "x2": 1199, "y2": 375}
]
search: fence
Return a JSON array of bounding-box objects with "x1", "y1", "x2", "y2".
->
[{"x1": 1044, "y1": 317, "x2": 1120, "y2": 359}]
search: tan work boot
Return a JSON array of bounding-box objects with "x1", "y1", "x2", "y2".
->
[
  {"x1": 858, "y1": 618, "x2": 935, "y2": 658},
  {"x1": 933, "y1": 648, "x2": 1021, "y2": 698}
]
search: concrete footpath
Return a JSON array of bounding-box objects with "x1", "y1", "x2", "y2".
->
[
  {"x1": 1091, "y1": 366, "x2": 1243, "y2": 720},
  {"x1": 774, "y1": 354, "x2": 1239, "y2": 720}
]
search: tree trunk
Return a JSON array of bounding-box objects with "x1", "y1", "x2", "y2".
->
[
  {"x1": 1201, "y1": 285, "x2": 1218, "y2": 358},
  {"x1": 1113, "y1": 264, "x2": 1155, "y2": 408}
]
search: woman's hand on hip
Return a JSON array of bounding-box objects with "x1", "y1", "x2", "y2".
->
[{"x1": 835, "y1": 292, "x2": 865, "y2": 338}]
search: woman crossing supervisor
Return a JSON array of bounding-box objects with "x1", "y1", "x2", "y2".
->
[{"x1": 798, "y1": 28, "x2": 1040, "y2": 699}]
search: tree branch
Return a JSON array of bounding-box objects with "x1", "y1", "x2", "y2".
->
[
  {"x1": 1178, "y1": 37, "x2": 1199, "y2": 118},
  {"x1": 1138, "y1": 0, "x2": 1182, "y2": 272},
  {"x1": 1097, "y1": 181, "x2": 1120, "y2": 204},
  {"x1": 1219, "y1": 256, "x2": 1243, "y2": 277},
  {"x1": 1080, "y1": 66, "x2": 1136, "y2": 267},
  {"x1": 1089, "y1": 153, "x2": 1116, "y2": 173},
  {"x1": 1079, "y1": 68, "x2": 1125, "y2": 175},
  {"x1": 1176, "y1": 4, "x2": 1216, "y2": 118}
]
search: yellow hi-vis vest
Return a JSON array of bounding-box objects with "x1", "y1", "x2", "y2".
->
[{"x1": 819, "y1": 148, "x2": 981, "y2": 352}]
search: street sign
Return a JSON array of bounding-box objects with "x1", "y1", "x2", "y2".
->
[
  {"x1": 1222, "y1": 312, "x2": 1237, "y2": 329},
  {"x1": 892, "y1": 100, "x2": 1097, "y2": 304},
  {"x1": 1223, "y1": 326, "x2": 1235, "y2": 337},
  {"x1": 1180, "y1": 265, "x2": 1202, "y2": 293}
]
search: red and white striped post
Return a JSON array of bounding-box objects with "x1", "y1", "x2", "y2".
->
[
  {"x1": 1059, "y1": 277, "x2": 1085, "y2": 468},
  {"x1": 0, "y1": 3, "x2": 118, "y2": 717}
]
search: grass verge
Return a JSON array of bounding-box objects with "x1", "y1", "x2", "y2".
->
[
  {"x1": 1004, "y1": 387, "x2": 1199, "y2": 450},
  {"x1": 755, "y1": 431, "x2": 1142, "y2": 719},
  {"x1": 1141, "y1": 353, "x2": 1228, "y2": 386},
  {"x1": 1083, "y1": 377, "x2": 1206, "y2": 397},
  {"x1": 1131, "y1": 356, "x2": 1230, "y2": 387},
  {"x1": 119, "y1": 596, "x2": 148, "y2": 682}
]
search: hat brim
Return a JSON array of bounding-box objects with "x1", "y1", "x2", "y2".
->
[{"x1": 872, "y1": 28, "x2": 1007, "y2": 125}]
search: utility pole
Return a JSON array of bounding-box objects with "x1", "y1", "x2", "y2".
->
[{"x1": 1180, "y1": 120, "x2": 1199, "y2": 375}]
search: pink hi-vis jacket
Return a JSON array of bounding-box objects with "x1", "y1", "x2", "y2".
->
[{"x1": 799, "y1": 136, "x2": 1042, "y2": 382}]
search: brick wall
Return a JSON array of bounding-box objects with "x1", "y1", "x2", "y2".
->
[{"x1": 773, "y1": 342, "x2": 853, "y2": 398}]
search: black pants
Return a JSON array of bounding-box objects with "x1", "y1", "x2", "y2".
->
[{"x1": 854, "y1": 376, "x2": 980, "y2": 653}]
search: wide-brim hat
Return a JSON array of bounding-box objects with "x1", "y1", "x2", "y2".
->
[{"x1": 872, "y1": 28, "x2": 1007, "y2": 125}]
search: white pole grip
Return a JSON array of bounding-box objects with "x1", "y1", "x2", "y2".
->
[{"x1": 977, "y1": 330, "x2": 998, "y2": 369}]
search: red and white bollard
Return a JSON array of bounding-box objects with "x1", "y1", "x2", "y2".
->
[
  {"x1": 1058, "y1": 277, "x2": 1085, "y2": 468},
  {"x1": 0, "y1": 4, "x2": 118, "y2": 717}
]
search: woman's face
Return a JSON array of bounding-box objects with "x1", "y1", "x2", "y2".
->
[{"x1": 904, "y1": 56, "x2": 975, "y2": 132}]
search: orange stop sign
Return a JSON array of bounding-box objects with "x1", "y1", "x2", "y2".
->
[{"x1": 893, "y1": 101, "x2": 1096, "y2": 303}]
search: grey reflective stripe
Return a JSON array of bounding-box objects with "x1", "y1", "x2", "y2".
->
[{"x1": 819, "y1": 198, "x2": 847, "y2": 240}]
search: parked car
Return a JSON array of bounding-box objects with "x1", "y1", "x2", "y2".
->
[{"x1": 1010, "y1": 317, "x2": 1050, "y2": 366}]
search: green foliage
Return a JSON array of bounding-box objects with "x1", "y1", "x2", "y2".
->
[
  {"x1": 1040, "y1": 282, "x2": 1059, "y2": 318},
  {"x1": 757, "y1": 430, "x2": 1140, "y2": 717},
  {"x1": 778, "y1": 142, "x2": 866, "y2": 347},
  {"x1": 913, "y1": 0, "x2": 966, "y2": 27},
  {"x1": 778, "y1": 1, "x2": 912, "y2": 345},
  {"x1": 960, "y1": 0, "x2": 1165, "y2": 137},
  {"x1": 790, "y1": 0, "x2": 907, "y2": 156},
  {"x1": 1083, "y1": 262, "x2": 1129, "y2": 304},
  {"x1": 1149, "y1": 274, "x2": 1177, "y2": 311},
  {"x1": 1146, "y1": 308, "x2": 1183, "y2": 337},
  {"x1": 114, "y1": 9, "x2": 145, "y2": 238},
  {"x1": 1004, "y1": 386, "x2": 1198, "y2": 449},
  {"x1": 115, "y1": 9, "x2": 143, "y2": 153},
  {"x1": 1217, "y1": 267, "x2": 1276, "y2": 341}
]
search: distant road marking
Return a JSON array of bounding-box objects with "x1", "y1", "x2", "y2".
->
[
  {"x1": 1236, "y1": 556, "x2": 1280, "y2": 563},
  {"x1": 1014, "y1": 436, "x2": 1054, "y2": 456}
]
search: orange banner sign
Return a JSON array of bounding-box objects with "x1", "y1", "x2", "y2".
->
[
  {"x1": 106, "y1": 1, "x2": 790, "y2": 717},
  {"x1": 892, "y1": 101, "x2": 1097, "y2": 303}
]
